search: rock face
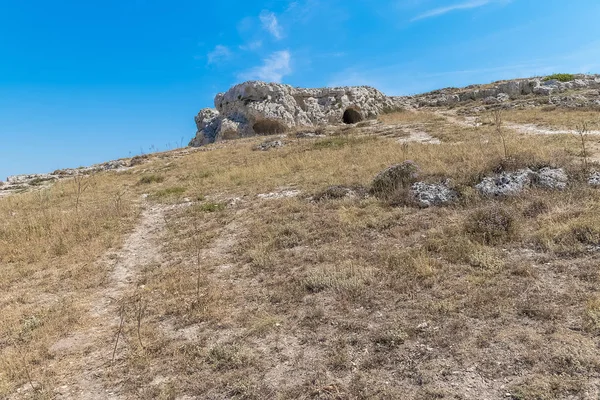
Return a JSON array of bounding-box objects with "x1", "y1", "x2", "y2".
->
[{"x1": 190, "y1": 81, "x2": 398, "y2": 146}]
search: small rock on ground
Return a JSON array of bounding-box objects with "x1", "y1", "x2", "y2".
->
[{"x1": 589, "y1": 172, "x2": 600, "y2": 186}]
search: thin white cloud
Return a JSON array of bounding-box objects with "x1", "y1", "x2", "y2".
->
[
  {"x1": 239, "y1": 40, "x2": 263, "y2": 51},
  {"x1": 207, "y1": 45, "x2": 232, "y2": 65},
  {"x1": 239, "y1": 50, "x2": 292, "y2": 83},
  {"x1": 260, "y1": 10, "x2": 283, "y2": 39},
  {"x1": 411, "y1": 0, "x2": 501, "y2": 21}
]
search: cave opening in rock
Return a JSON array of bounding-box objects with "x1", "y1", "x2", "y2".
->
[
  {"x1": 253, "y1": 119, "x2": 288, "y2": 135},
  {"x1": 343, "y1": 107, "x2": 363, "y2": 124}
]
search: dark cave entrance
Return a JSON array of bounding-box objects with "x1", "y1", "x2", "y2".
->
[
  {"x1": 343, "y1": 107, "x2": 363, "y2": 124},
  {"x1": 252, "y1": 119, "x2": 288, "y2": 135}
]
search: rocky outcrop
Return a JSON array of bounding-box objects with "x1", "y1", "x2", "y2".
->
[
  {"x1": 190, "y1": 81, "x2": 399, "y2": 146},
  {"x1": 412, "y1": 74, "x2": 600, "y2": 108},
  {"x1": 476, "y1": 168, "x2": 568, "y2": 196}
]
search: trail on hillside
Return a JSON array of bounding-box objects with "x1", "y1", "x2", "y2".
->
[
  {"x1": 505, "y1": 122, "x2": 600, "y2": 136},
  {"x1": 48, "y1": 201, "x2": 170, "y2": 400},
  {"x1": 435, "y1": 109, "x2": 600, "y2": 135}
]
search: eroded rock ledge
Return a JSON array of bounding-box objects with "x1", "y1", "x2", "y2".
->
[{"x1": 189, "y1": 81, "x2": 398, "y2": 146}]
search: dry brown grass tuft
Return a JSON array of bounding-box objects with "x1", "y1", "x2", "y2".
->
[{"x1": 465, "y1": 204, "x2": 519, "y2": 244}]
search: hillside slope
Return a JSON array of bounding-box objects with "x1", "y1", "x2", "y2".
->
[{"x1": 2, "y1": 82, "x2": 600, "y2": 399}]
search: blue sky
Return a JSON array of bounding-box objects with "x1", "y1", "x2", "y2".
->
[{"x1": 1, "y1": 0, "x2": 599, "y2": 179}]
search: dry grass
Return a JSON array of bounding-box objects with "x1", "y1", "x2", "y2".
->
[
  {"x1": 503, "y1": 108, "x2": 600, "y2": 130},
  {"x1": 3, "y1": 109, "x2": 600, "y2": 398},
  {"x1": 0, "y1": 173, "x2": 140, "y2": 397}
]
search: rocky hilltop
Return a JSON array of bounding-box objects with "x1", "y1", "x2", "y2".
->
[
  {"x1": 191, "y1": 74, "x2": 600, "y2": 146},
  {"x1": 189, "y1": 81, "x2": 398, "y2": 146},
  {"x1": 412, "y1": 73, "x2": 600, "y2": 108}
]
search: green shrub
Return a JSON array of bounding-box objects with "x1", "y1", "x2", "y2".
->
[{"x1": 544, "y1": 73, "x2": 575, "y2": 83}]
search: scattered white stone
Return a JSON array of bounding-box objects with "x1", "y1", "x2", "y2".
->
[
  {"x1": 257, "y1": 190, "x2": 301, "y2": 200},
  {"x1": 253, "y1": 140, "x2": 284, "y2": 151}
]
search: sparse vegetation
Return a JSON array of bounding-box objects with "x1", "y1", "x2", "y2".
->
[
  {"x1": 544, "y1": 73, "x2": 575, "y2": 82},
  {"x1": 138, "y1": 174, "x2": 165, "y2": 185},
  {"x1": 151, "y1": 186, "x2": 186, "y2": 199}
]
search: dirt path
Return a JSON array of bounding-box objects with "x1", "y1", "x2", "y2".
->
[
  {"x1": 49, "y1": 201, "x2": 170, "y2": 400},
  {"x1": 505, "y1": 122, "x2": 600, "y2": 136},
  {"x1": 357, "y1": 118, "x2": 441, "y2": 144}
]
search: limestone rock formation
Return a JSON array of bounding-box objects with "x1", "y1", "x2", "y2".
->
[{"x1": 190, "y1": 81, "x2": 398, "y2": 146}]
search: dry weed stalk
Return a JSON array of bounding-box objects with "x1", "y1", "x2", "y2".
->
[
  {"x1": 136, "y1": 295, "x2": 146, "y2": 350},
  {"x1": 13, "y1": 342, "x2": 40, "y2": 394},
  {"x1": 492, "y1": 109, "x2": 508, "y2": 159},
  {"x1": 73, "y1": 174, "x2": 91, "y2": 212},
  {"x1": 576, "y1": 121, "x2": 590, "y2": 172},
  {"x1": 111, "y1": 304, "x2": 126, "y2": 365},
  {"x1": 401, "y1": 142, "x2": 409, "y2": 161}
]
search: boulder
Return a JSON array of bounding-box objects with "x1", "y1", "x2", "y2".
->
[
  {"x1": 533, "y1": 167, "x2": 568, "y2": 190},
  {"x1": 190, "y1": 81, "x2": 398, "y2": 146},
  {"x1": 411, "y1": 181, "x2": 458, "y2": 207},
  {"x1": 476, "y1": 168, "x2": 569, "y2": 196},
  {"x1": 476, "y1": 169, "x2": 534, "y2": 196}
]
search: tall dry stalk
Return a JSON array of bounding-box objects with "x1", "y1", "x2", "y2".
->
[
  {"x1": 136, "y1": 296, "x2": 145, "y2": 350},
  {"x1": 576, "y1": 122, "x2": 590, "y2": 172},
  {"x1": 492, "y1": 109, "x2": 508, "y2": 159},
  {"x1": 73, "y1": 175, "x2": 90, "y2": 212},
  {"x1": 111, "y1": 304, "x2": 126, "y2": 365}
]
